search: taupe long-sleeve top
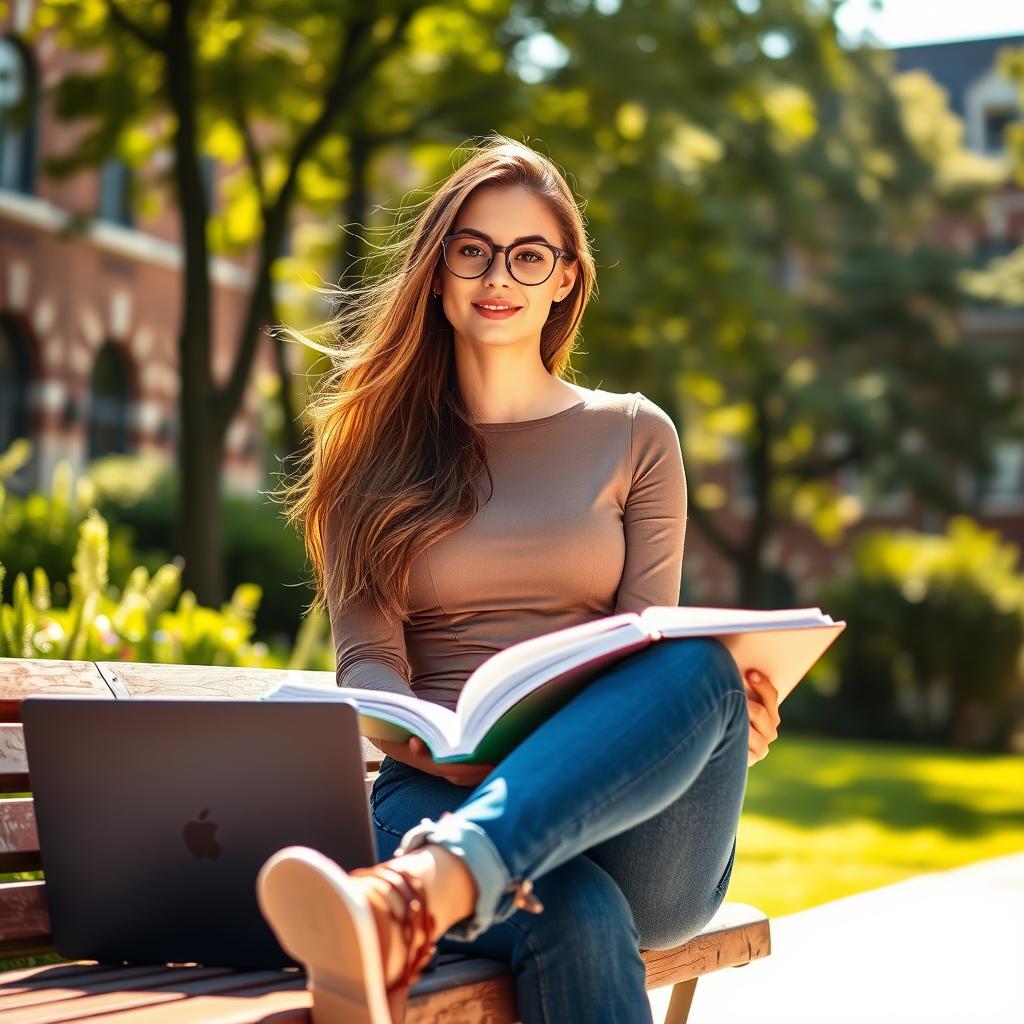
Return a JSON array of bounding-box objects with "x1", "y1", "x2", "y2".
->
[{"x1": 327, "y1": 388, "x2": 687, "y2": 711}]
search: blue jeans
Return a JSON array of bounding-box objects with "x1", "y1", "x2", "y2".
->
[{"x1": 370, "y1": 637, "x2": 750, "y2": 1024}]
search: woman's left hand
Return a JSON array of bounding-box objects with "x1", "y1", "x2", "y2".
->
[{"x1": 744, "y1": 669, "x2": 780, "y2": 767}]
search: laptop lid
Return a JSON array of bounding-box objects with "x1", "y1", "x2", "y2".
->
[{"x1": 21, "y1": 697, "x2": 377, "y2": 969}]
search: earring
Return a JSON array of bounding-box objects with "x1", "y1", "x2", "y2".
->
[{"x1": 433, "y1": 289, "x2": 441, "y2": 297}]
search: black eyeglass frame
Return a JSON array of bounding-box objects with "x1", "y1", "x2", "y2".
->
[{"x1": 440, "y1": 232, "x2": 576, "y2": 286}]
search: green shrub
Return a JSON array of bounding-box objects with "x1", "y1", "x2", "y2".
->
[
  {"x1": 96, "y1": 463, "x2": 314, "y2": 643},
  {"x1": 0, "y1": 509, "x2": 276, "y2": 666},
  {"x1": 0, "y1": 444, "x2": 332, "y2": 671},
  {"x1": 0, "y1": 445, "x2": 145, "y2": 605},
  {"x1": 821, "y1": 516, "x2": 1024, "y2": 749},
  {"x1": 1, "y1": 447, "x2": 315, "y2": 644}
]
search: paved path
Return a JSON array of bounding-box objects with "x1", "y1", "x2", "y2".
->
[{"x1": 649, "y1": 852, "x2": 1024, "y2": 1023}]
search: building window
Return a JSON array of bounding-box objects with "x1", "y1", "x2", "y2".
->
[
  {"x1": 964, "y1": 64, "x2": 1020, "y2": 155},
  {"x1": 88, "y1": 342, "x2": 133, "y2": 460},
  {"x1": 98, "y1": 158, "x2": 134, "y2": 228},
  {"x1": 837, "y1": 462, "x2": 908, "y2": 515},
  {"x1": 0, "y1": 316, "x2": 30, "y2": 452},
  {"x1": 982, "y1": 107, "x2": 1015, "y2": 155},
  {"x1": 734, "y1": 455, "x2": 754, "y2": 506},
  {"x1": 0, "y1": 36, "x2": 38, "y2": 195},
  {"x1": 972, "y1": 237, "x2": 1016, "y2": 267},
  {"x1": 976, "y1": 441, "x2": 1024, "y2": 505}
]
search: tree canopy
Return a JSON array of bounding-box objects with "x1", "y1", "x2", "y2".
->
[{"x1": 26, "y1": 0, "x2": 1018, "y2": 605}]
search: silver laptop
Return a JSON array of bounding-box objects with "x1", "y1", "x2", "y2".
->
[{"x1": 21, "y1": 697, "x2": 377, "y2": 969}]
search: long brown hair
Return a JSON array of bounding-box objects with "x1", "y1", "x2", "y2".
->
[{"x1": 278, "y1": 135, "x2": 597, "y2": 624}]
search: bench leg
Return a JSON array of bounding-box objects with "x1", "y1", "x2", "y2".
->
[{"x1": 662, "y1": 977, "x2": 698, "y2": 1024}]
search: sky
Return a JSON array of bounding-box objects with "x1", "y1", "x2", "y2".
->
[
  {"x1": 835, "y1": 0, "x2": 1024, "y2": 49},
  {"x1": 520, "y1": 1, "x2": 1024, "y2": 82}
]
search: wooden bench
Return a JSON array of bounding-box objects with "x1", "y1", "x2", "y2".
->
[{"x1": 0, "y1": 657, "x2": 771, "y2": 1023}]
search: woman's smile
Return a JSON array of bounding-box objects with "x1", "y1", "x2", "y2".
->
[{"x1": 472, "y1": 300, "x2": 523, "y2": 319}]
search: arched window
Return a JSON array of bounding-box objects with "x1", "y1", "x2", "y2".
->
[
  {"x1": 0, "y1": 36, "x2": 39, "y2": 195},
  {"x1": 0, "y1": 316, "x2": 31, "y2": 454},
  {"x1": 88, "y1": 342, "x2": 133, "y2": 460}
]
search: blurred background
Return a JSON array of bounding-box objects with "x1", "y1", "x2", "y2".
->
[{"x1": 0, "y1": 0, "x2": 1022, "y2": 918}]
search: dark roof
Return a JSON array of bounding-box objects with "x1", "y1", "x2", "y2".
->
[{"x1": 892, "y1": 34, "x2": 1024, "y2": 116}]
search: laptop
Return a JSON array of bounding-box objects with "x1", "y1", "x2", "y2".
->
[{"x1": 21, "y1": 696, "x2": 378, "y2": 969}]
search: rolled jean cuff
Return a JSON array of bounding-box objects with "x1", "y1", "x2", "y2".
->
[{"x1": 395, "y1": 812, "x2": 518, "y2": 941}]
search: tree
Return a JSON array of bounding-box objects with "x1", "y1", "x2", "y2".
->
[
  {"x1": 514, "y1": 0, "x2": 1012, "y2": 604},
  {"x1": 824, "y1": 517, "x2": 1024, "y2": 749},
  {"x1": 33, "y1": 0, "x2": 524, "y2": 603}
]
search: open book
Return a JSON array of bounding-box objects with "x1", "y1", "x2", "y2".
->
[{"x1": 264, "y1": 606, "x2": 845, "y2": 764}]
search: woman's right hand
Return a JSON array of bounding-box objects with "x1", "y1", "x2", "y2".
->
[{"x1": 375, "y1": 736, "x2": 495, "y2": 788}]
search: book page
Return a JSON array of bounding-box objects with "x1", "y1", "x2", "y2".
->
[
  {"x1": 452, "y1": 636, "x2": 653, "y2": 763},
  {"x1": 458, "y1": 623, "x2": 651, "y2": 752},
  {"x1": 264, "y1": 683, "x2": 460, "y2": 756},
  {"x1": 640, "y1": 605, "x2": 831, "y2": 636},
  {"x1": 455, "y1": 613, "x2": 641, "y2": 725}
]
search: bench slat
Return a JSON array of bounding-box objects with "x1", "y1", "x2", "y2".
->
[
  {"x1": 0, "y1": 662, "x2": 114, "y2": 722},
  {"x1": 0, "y1": 726, "x2": 28, "y2": 793},
  {"x1": 641, "y1": 902, "x2": 771, "y2": 987},
  {"x1": 0, "y1": 964, "x2": 190, "y2": 995},
  {"x1": 411, "y1": 951, "x2": 510, "y2": 993},
  {"x1": 0, "y1": 881, "x2": 50, "y2": 953},
  {"x1": 94, "y1": 663, "x2": 330, "y2": 701},
  {"x1": 0, "y1": 799, "x2": 39, "y2": 871},
  {"x1": 51, "y1": 983, "x2": 307, "y2": 1024},
  {"x1": 407, "y1": 951, "x2": 516, "y2": 1021},
  {"x1": 0, "y1": 969, "x2": 303, "y2": 1024},
  {"x1": 0, "y1": 965, "x2": 234, "y2": 1012}
]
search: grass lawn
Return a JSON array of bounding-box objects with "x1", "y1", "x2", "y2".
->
[{"x1": 726, "y1": 734, "x2": 1024, "y2": 917}]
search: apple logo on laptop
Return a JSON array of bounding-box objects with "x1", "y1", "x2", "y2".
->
[{"x1": 183, "y1": 809, "x2": 222, "y2": 859}]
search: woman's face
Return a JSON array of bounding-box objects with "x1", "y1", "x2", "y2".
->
[{"x1": 433, "y1": 184, "x2": 578, "y2": 351}]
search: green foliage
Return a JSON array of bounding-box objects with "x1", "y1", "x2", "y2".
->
[
  {"x1": 97, "y1": 470, "x2": 315, "y2": 642},
  {"x1": 821, "y1": 517, "x2": 1024, "y2": 749},
  {"x1": 26, "y1": 0, "x2": 1021, "y2": 613},
  {"x1": 0, "y1": 445, "x2": 332, "y2": 670},
  {"x1": 508, "y1": 2, "x2": 1013, "y2": 603},
  {"x1": 1, "y1": 446, "x2": 319, "y2": 643},
  {"x1": 0, "y1": 455, "x2": 144, "y2": 607},
  {"x1": 28, "y1": 0, "x2": 529, "y2": 608},
  {"x1": 0, "y1": 507, "x2": 273, "y2": 666},
  {"x1": 0, "y1": 447, "x2": 313, "y2": 642}
]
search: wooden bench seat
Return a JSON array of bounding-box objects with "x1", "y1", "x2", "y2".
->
[{"x1": 0, "y1": 658, "x2": 772, "y2": 1023}]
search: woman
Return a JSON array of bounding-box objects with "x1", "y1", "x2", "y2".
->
[{"x1": 257, "y1": 136, "x2": 781, "y2": 1024}]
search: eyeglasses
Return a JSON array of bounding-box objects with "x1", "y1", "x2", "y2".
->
[{"x1": 440, "y1": 233, "x2": 575, "y2": 286}]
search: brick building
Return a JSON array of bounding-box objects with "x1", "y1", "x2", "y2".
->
[{"x1": 0, "y1": 0, "x2": 274, "y2": 496}]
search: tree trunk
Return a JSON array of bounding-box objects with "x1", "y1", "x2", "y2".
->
[
  {"x1": 177, "y1": 384, "x2": 225, "y2": 602},
  {"x1": 270, "y1": 306, "x2": 302, "y2": 470},
  {"x1": 736, "y1": 550, "x2": 766, "y2": 607},
  {"x1": 736, "y1": 391, "x2": 773, "y2": 606},
  {"x1": 166, "y1": 0, "x2": 223, "y2": 604},
  {"x1": 339, "y1": 132, "x2": 371, "y2": 291}
]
